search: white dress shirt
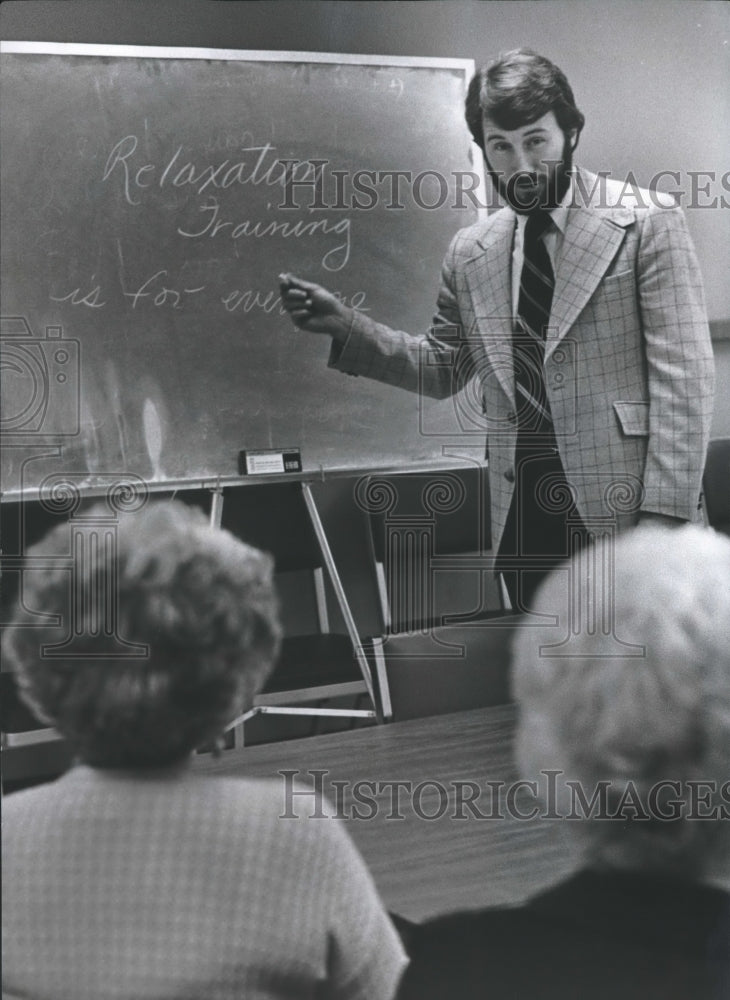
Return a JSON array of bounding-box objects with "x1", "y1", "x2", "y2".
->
[{"x1": 510, "y1": 177, "x2": 574, "y2": 320}]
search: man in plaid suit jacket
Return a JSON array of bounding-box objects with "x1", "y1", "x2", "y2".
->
[{"x1": 280, "y1": 50, "x2": 714, "y2": 609}]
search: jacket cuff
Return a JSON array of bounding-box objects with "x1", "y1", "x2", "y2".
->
[{"x1": 327, "y1": 310, "x2": 362, "y2": 375}]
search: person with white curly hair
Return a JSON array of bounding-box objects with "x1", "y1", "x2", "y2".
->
[{"x1": 397, "y1": 525, "x2": 730, "y2": 1000}]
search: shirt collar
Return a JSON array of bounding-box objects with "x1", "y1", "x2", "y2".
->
[
  {"x1": 513, "y1": 173, "x2": 574, "y2": 240},
  {"x1": 550, "y1": 174, "x2": 574, "y2": 234}
]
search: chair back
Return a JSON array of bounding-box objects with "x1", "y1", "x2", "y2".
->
[
  {"x1": 220, "y1": 482, "x2": 326, "y2": 572},
  {"x1": 378, "y1": 617, "x2": 520, "y2": 721},
  {"x1": 703, "y1": 438, "x2": 730, "y2": 536},
  {"x1": 360, "y1": 466, "x2": 502, "y2": 632},
  {"x1": 365, "y1": 466, "x2": 492, "y2": 561},
  {"x1": 0, "y1": 672, "x2": 45, "y2": 736}
]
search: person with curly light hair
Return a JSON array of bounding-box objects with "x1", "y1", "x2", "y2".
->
[
  {"x1": 513, "y1": 524, "x2": 730, "y2": 882},
  {"x1": 2, "y1": 500, "x2": 407, "y2": 1000},
  {"x1": 397, "y1": 525, "x2": 730, "y2": 1000}
]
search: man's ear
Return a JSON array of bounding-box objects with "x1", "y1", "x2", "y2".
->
[{"x1": 569, "y1": 128, "x2": 580, "y2": 152}]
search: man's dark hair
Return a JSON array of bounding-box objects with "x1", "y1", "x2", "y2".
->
[{"x1": 466, "y1": 48, "x2": 585, "y2": 154}]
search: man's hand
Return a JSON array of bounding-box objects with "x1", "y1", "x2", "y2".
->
[{"x1": 278, "y1": 273, "x2": 352, "y2": 344}]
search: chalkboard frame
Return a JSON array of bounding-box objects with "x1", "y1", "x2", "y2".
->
[
  {"x1": 0, "y1": 42, "x2": 486, "y2": 502},
  {"x1": 0, "y1": 40, "x2": 475, "y2": 70}
]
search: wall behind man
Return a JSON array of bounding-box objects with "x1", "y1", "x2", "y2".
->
[{"x1": 2, "y1": 0, "x2": 728, "y2": 436}]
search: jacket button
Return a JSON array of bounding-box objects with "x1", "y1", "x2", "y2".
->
[{"x1": 504, "y1": 467, "x2": 515, "y2": 483}]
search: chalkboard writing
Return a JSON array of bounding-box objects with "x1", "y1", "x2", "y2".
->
[{"x1": 0, "y1": 45, "x2": 483, "y2": 498}]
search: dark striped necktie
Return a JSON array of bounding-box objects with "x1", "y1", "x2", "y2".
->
[{"x1": 515, "y1": 211, "x2": 554, "y2": 435}]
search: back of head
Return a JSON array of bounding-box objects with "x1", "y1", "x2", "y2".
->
[
  {"x1": 512, "y1": 525, "x2": 730, "y2": 878},
  {"x1": 2, "y1": 500, "x2": 281, "y2": 768},
  {"x1": 465, "y1": 48, "x2": 585, "y2": 154}
]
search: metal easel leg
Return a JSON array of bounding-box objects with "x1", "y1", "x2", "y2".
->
[
  {"x1": 209, "y1": 486, "x2": 247, "y2": 746},
  {"x1": 300, "y1": 482, "x2": 378, "y2": 713}
]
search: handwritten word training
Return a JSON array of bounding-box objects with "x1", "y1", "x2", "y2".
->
[{"x1": 178, "y1": 198, "x2": 351, "y2": 271}]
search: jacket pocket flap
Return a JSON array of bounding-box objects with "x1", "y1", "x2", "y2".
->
[{"x1": 613, "y1": 400, "x2": 650, "y2": 436}]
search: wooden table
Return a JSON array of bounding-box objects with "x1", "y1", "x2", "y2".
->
[{"x1": 192, "y1": 706, "x2": 576, "y2": 920}]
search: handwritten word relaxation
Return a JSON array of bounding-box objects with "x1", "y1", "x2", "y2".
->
[
  {"x1": 178, "y1": 198, "x2": 351, "y2": 271},
  {"x1": 102, "y1": 134, "x2": 318, "y2": 205}
]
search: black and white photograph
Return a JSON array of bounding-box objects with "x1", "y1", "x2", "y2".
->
[{"x1": 1, "y1": 1, "x2": 729, "y2": 997}]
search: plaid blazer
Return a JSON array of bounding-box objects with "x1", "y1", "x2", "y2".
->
[{"x1": 330, "y1": 168, "x2": 715, "y2": 551}]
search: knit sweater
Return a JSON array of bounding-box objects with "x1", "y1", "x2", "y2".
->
[{"x1": 2, "y1": 764, "x2": 407, "y2": 1000}]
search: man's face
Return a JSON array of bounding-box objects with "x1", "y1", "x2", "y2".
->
[{"x1": 481, "y1": 110, "x2": 576, "y2": 213}]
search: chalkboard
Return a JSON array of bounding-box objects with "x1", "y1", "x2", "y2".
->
[{"x1": 0, "y1": 44, "x2": 484, "y2": 499}]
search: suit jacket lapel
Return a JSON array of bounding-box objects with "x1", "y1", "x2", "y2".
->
[
  {"x1": 463, "y1": 211, "x2": 516, "y2": 404},
  {"x1": 461, "y1": 174, "x2": 634, "y2": 396},
  {"x1": 547, "y1": 170, "x2": 633, "y2": 357}
]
